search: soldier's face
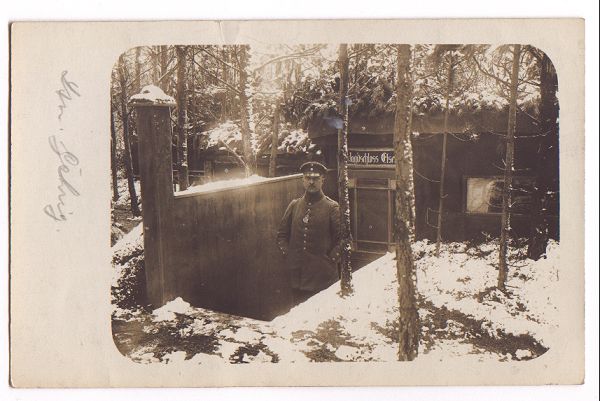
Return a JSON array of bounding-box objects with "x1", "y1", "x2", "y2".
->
[{"x1": 303, "y1": 174, "x2": 324, "y2": 193}]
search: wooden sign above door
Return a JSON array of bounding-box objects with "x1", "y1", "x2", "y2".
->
[{"x1": 348, "y1": 148, "x2": 395, "y2": 168}]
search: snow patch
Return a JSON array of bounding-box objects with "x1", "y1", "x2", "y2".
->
[
  {"x1": 244, "y1": 350, "x2": 272, "y2": 363},
  {"x1": 162, "y1": 351, "x2": 188, "y2": 364},
  {"x1": 515, "y1": 349, "x2": 532, "y2": 359},
  {"x1": 188, "y1": 352, "x2": 225, "y2": 365},
  {"x1": 218, "y1": 341, "x2": 241, "y2": 359},
  {"x1": 232, "y1": 326, "x2": 263, "y2": 343},
  {"x1": 113, "y1": 178, "x2": 141, "y2": 208},
  {"x1": 111, "y1": 222, "x2": 143, "y2": 254},
  {"x1": 335, "y1": 345, "x2": 361, "y2": 360},
  {"x1": 152, "y1": 297, "x2": 193, "y2": 321},
  {"x1": 416, "y1": 240, "x2": 560, "y2": 348}
]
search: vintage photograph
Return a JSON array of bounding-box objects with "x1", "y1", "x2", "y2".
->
[{"x1": 109, "y1": 43, "x2": 561, "y2": 364}]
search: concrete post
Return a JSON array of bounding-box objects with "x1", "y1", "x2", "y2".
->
[{"x1": 129, "y1": 85, "x2": 176, "y2": 307}]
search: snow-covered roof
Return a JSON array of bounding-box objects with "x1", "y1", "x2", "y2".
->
[
  {"x1": 196, "y1": 121, "x2": 315, "y2": 155},
  {"x1": 129, "y1": 85, "x2": 176, "y2": 107},
  {"x1": 276, "y1": 128, "x2": 315, "y2": 153},
  {"x1": 203, "y1": 121, "x2": 242, "y2": 148}
]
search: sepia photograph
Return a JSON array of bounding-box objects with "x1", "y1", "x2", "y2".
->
[
  {"x1": 8, "y1": 18, "x2": 588, "y2": 391},
  {"x1": 110, "y1": 43, "x2": 561, "y2": 364}
]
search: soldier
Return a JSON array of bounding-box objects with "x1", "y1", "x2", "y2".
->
[{"x1": 277, "y1": 162, "x2": 341, "y2": 304}]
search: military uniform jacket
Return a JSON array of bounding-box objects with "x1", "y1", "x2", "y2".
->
[{"x1": 276, "y1": 192, "x2": 341, "y2": 292}]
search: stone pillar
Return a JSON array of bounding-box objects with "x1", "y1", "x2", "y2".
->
[{"x1": 129, "y1": 85, "x2": 176, "y2": 307}]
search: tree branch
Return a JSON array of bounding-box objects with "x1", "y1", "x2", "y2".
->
[
  {"x1": 191, "y1": 58, "x2": 244, "y2": 97},
  {"x1": 517, "y1": 105, "x2": 540, "y2": 125},
  {"x1": 472, "y1": 55, "x2": 511, "y2": 87},
  {"x1": 125, "y1": 65, "x2": 156, "y2": 91},
  {"x1": 157, "y1": 58, "x2": 178, "y2": 85},
  {"x1": 197, "y1": 47, "x2": 243, "y2": 74},
  {"x1": 218, "y1": 139, "x2": 247, "y2": 168},
  {"x1": 253, "y1": 46, "x2": 321, "y2": 71},
  {"x1": 519, "y1": 78, "x2": 541, "y2": 87}
]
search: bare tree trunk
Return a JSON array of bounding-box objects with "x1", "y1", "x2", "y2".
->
[
  {"x1": 134, "y1": 46, "x2": 142, "y2": 92},
  {"x1": 406, "y1": 48, "x2": 417, "y2": 235},
  {"x1": 151, "y1": 46, "x2": 160, "y2": 84},
  {"x1": 159, "y1": 45, "x2": 169, "y2": 90},
  {"x1": 110, "y1": 103, "x2": 119, "y2": 201},
  {"x1": 286, "y1": 60, "x2": 294, "y2": 91},
  {"x1": 221, "y1": 48, "x2": 229, "y2": 121},
  {"x1": 527, "y1": 52, "x2": 559, "y2": 260},
  {"x1": 498, "y1": 44, "x2": 521, "y2": 291},
  {"x1": 189, "y1": 48, "x2": 196, "y2": 175},
  {"x1": 130, "y1": 46, "x2": 143, "y2": 179},
  {"x1": 394, "y1": 44, "x2": 420, "y2": 361},
  {"x1": 435, "y1": 55, "x2": 453, "y2": 257},
  {"x1": 117, "y1": 55, "x2": 141, "y2": 216},
  {"x1": 237, "y1": 45, "x2": 253, "y2": 177},
  {"x1": 294, "y1": 59, "x2": 301, "y2": 85},
  {"x1": 337, "y1": 44, "x2": 353, "y2": 296},
  {"x1": 269, "y1": 101, "x2": 280, "y2": 177},
  {"x1": 353, "y1": 44, "x2": 360, "y2": 88},
  {"x1": 175, "y1": 45, "x2": 189, "y2": 190}
]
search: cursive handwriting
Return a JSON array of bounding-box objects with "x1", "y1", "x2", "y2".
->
[
  {"x1": 56, "y1": 71, "x2": 80, "y2": 121},
  {"x1": 44, "y1": 71, "x2": 81, "y2": 222},
  {"x1": 43, "y1": 136, "x2": 81, "y2": 221}
]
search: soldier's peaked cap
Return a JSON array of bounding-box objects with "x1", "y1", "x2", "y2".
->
[{"x1": 300, "y1": 161, "x2": 327, "y2": 177}]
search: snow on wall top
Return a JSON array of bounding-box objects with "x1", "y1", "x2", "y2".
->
[
  {"x1": 174, "y1": 174, "x2": 274, "y2": 197},
  {"x1": 129, "y1": 85, "x2": 176, "y2": 107}
]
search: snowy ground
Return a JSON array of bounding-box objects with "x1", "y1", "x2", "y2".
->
[
  {"x1": 110, "y1": 176, "x2": 142, "y2": 245},
  {"x1": 111, "y1": 226, "x2": 559, "y2": 364},
  {"x1": 112, "y1": 175, "x2": 141, "y2": 209}
]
